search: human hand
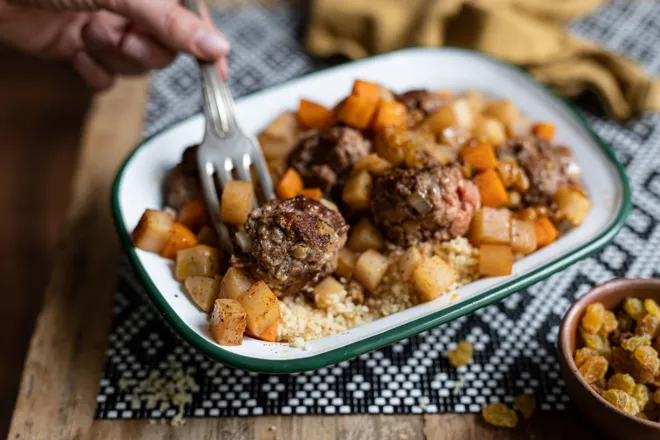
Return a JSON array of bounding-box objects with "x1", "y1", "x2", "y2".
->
[{"x1": 0, "y1": 0, "x2": 229, "y2": 90}]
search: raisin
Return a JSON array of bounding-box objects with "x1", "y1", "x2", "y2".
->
[
  {"x1": 635, "y1": 314, "x2": 660, "y2": 339},
  {"x1": 580, "y1": 327, "x2": 611, "y2": 359},
  {"x1": 582, "y1": 303, "x2": 606, "y2": 334},
  {"x1": 624, "y1": 297, "x2": 646, "y2": 320},
  {"x1": 574, "y1": 347, "x2": 598, "y2": 367},
  {"x1": 598, "y1": 310, "x2": 618, "y2": 336},
  {"x1": 601, "y1": 389, "x2": 640, "y2": 415},
  {"x1": 606, "y1": 373, "x2": 635, "y2": 395},
  {"x1": 513, "y1": 394, "x2": 536, "y2": 419},
  {"x1": 482, "y1": 402, "x2": 519, "y2": 428},
  {"x1": 630, "y1": 346, "x2": 660, "y2": 384},
  {"x1": 621, "y1": 335, "x2": 651, "y2": 351},
  {"x1": 447, "y1": 341, "x2": 474, "y2": 368},
  {"x1": 611, "y1": 347, "x2": 633, "y2": 374},
  {"x1": 617, "y1": 311, "x2": 633, "y2": 332},
  {"x1": 644, "y1": 298, "x2": 660, "y2": 318},
  {"x1": 578, "y1": 355, "x2": 609, "y2": 384},
  {"x1": 632, "y1": 384, "x2": 650, "y2": 411}
]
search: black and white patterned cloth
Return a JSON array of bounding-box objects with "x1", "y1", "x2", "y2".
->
[{"x1": 95, "y1": 0, "x2": 660, "y2": 419}]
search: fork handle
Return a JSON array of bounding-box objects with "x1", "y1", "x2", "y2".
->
[{"x1": 182, "y1": 0, "x2": 236, "y2": 138}]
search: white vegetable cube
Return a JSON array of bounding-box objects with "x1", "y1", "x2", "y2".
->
[
  {"x1": 412, "y1": 256, "x2": 456, "y2": 302},
  {"x1": 237, "y1": 281, "x2": 281, "y2": 336},
  {"x1": 209, "y1": 299, "x2": 246, "y2": 346},
  {"x1": 347, "y1": 218, "x2": 384, "y2": 252},
  {"x1": 398, "y1": 247, "x2": 424, "y2": 281},
  {"x1": 336, "y1": 247, "x2": 358, "y2": 278},
  {"x1": 184, "y1": 276, "x2": 221, "y2": 312},
  {"x1": 175, "y1": 244, "x2": 221, "y2": 281},
  {"x1": 221, "y1": 180, "x2": 255, "y2": 225},
  {"x1": 313, "y1": 276, "x2": 347, "y2": 310},
  {"x1": 342, "y1": 170, "x2": 373, "y2": 210},
  {"x1": 354, "y1": 249, "x2": 390, "y2": 291},
  {"x1": 555, "y1": 187, "x2": 591, "y2": 226},
  {"x1": 132, "y1": 209, "x2": 174, "y2": 253},
  {"x1": 219, "y1": 267, "x2": 254, "y2": 300}
]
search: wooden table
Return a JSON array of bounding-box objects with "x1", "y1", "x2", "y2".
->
[{"x1": 3, "y1": 4, "x2": 602, "y2": 439}]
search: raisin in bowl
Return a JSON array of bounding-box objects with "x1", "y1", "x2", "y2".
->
[{"x1": 558, "y1": 278, "x2": 660, "y2": 440}]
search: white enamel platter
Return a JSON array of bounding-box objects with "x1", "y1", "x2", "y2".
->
[{"x1": 112, "y1": 48, "x2": 630, "y2": 373}]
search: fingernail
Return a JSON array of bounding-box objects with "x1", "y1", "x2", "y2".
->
[
  {"x1": 194, "y1": 29, "x2": 230, "y2": 59},
  {"x1": 122, "y1": 34, "x2": 150, "y2": 62}
]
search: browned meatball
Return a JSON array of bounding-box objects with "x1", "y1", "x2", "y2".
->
[
  {"x1": 287, "y1": 126, "x2": 371, "y2": 194},
  {"x1": 243, "y1": 196, "x2": 349, "y2": 295},
  {"x1": 396, "y1": 89, "x2": 449, "y2": 115},
  {"x1": 371, "y1": 165, "x2": 481, "y2": 246},
  {"x1": 164, "y1": 145, "x2": 201, "y2": 210},
  {"x1": 499, "y1": 136, "x2": 583, "y2": 205}
]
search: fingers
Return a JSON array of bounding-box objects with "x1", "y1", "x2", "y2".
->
[
  {"x1": 72, "y1": 51, "x2": 116, "y2": 91},
  {"x1": 102, "y1": 0, "x2": 230, "y2": 61}
]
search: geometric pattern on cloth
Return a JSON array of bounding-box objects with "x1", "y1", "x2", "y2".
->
[{"x1": 95, "y1": 0, "x2": 660, "y2": 419}]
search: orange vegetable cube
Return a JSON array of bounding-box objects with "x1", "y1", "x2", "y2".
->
[
  {"x1": 511, "y1": 219, "x2": 537, "y2": 254},
  {"x1": 461, "y1": 143, "x2": 498, "y2": 170},
  {"x1": 532, "y1": 122, "x2": 555, "y2": 141},
  {"x1": 534, "y1": 216, "x2": 558, "y2": 248},
  {"x1": 253, "y1": 321, "x2": 279, "y2": 342},
  {"x1": 300, "y1": 187, "x2": 323, "y2": 200},
  {"x1": 351, "y1": 79, "x2": 381, "y2": 101},
  {"x1": 473, "y1": 168, "x2": 508, "y2": 207},
  {"x1": 178, "y1": 199, "x2": 208, "y2": 233},
  {"x1": 372, "y1": 101, "x2": 408, "y2": 131},
  {"x1": 336, "y1": 95, "x2": 379, "y2": 130},
  {"x1": 276, "y1": 168, "x2": 304, "y2": 200},
  {"x1": 479, "y1": 244, "x2": 513, "y2": 277},
  {"x1": 296, "y1": 99, "x2": 334, "y2": 129},
  {"x1": 160, "y1": 222, "x2": 198, "y2": 260}
]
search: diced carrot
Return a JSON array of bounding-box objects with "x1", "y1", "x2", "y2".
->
[
  {"x1": 276, "y1": 168, "x2": 304, "y2": 200},
  {"x1": 532, "y1": 122, "x2": 555, "y2": 141},
  {"x1": 372, "y1": 101, "x2": 408, "y2": 131},
  {"x1": 473, "y1": 168, "x2": 508, "y2": 207},
  {"x1": 177, "y1": 199, "x2": 208, "y2": 233},
  {"x1": 336, "y1": 95, "x2": 379, "y2": 129},
  {"x1": 296, "y1": 99, "x2": 334, "y2": 129},
  {"x1": 534, "y1": 216, "x2": 558, "y2": 247},
  {"x1": 351, "y1": 79, "x2": 381, "y2": 101},
  {"x1": 461, "y1": 143, "x2": 497, "y2": 170},
  {"x1": 300, "y1": 187, "x2": 323, "y2": 200},
  {"x1": 253, "y1": 321, "x2": 279, "y2": 342},
  {"x1": 160, "y1": 222, "x2": 198, "y2": 260}
]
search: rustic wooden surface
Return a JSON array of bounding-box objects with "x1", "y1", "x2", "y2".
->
[{"x1": 3, "y1": 1, "x2": 604, "y2": 439}]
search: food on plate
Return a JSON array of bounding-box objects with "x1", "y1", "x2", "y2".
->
[
  {"x1": 575, "y1": 299, "x2": 660, "y2": 422},
  {"x1": 132, "y1": 80, "x2": 591, "y2": 346}
]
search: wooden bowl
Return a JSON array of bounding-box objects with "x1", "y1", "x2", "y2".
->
[{"x1": 558, "y1": 278, "x2": 660, "y2": 440}]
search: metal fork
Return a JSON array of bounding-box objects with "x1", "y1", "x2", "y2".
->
[{"x1": 183, "y1": 0, "x2": 275, "y2": 255}]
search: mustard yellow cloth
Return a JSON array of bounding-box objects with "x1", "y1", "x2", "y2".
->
[{"x1": 305, "y1": 0, "x2": 660, "y2": 121}]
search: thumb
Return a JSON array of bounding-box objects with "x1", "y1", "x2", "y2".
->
[{"x1": 101, "y1": 0, "x2": 229, "y2": 60}]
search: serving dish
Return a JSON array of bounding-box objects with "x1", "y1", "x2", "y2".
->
[{"x1": 112, "y1": 47, "x2": 630, "y2": 373}]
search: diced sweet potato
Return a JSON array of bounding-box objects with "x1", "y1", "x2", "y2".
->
[
  {"x1": 342, "y1": 171, "x2": 373, "y2": 210},
  {"x1": 132, "y1": 209, "x2": 174, "y2": 253},
  {"x1": 535, "y1": 216, "x2": 558, "y2": 248},
  {"x1": 469, "y1": 207, "x2": 511, "y2": 245},
  {"x1": 351, "y1": 79, "x2": 381, "y2": 101},
  {"x1": 483, "y1": 100, "x2": 520, "y2": 135},
  {"x1": 175, "y1": 244, "x2": 221, "y2": 281},
  {"x1": 374, "y1": 129, "x2": 410, "y2": 166},
  {"x1": 473, "y1": 168, "x2": 509, "y2": 207},
  {"x1": 276, "y1": 168, "x2": 304, "y2": 200},
  {"x1": 160, "y1": 222, "x2": 198, "y2": 260},
  {"x1": 555, "y1": 186, "x2": 591, "y2": 226},
  {"x1": 184, "y1": 275, "x2": 221, "y2": 312},
  {"x1": 254, "y1": 321, "x2": 279, "y2": 342},
  {"x1": 237, "y1": 281, "x2": 281, "y2": 336},
  {"x1": 298, "y1": 187, "x2": 322, "y2": 200},
  {"x1": 352, "y1": 153, "x2": 392, "y2": 175},
  {"x1": 258, "y1": 112, "x2": 299, "y2": 160},
  {"x1": 511, "y1": 219, "x2": 537, "y2": 254},
  {"x1": 426, "y1": 105, "x2": 455, "y2": 134},
  {"x1": 398, "y1": 247, "x2": 424, "y2": 282},
  {"x1": 532, "y1": 122, "x2": 555, "y2": 141},
  {"x1": 336, "y1": 247, "x2": 358, "y2": 279},
  {"x1": 336, "y1": 95, "x2": 379, "y2": 129},
  {"x1": 209, "y1": 299, "x2": 246, "y2": 346},
  {"x1": 372, "y1": 101, "x2": 408, "y2": 131},
  {"x1": 221, "y1": 180, "x2": 254, "y2": 225},
  {"x1": 219, "y1": 267, "x2": 254, "y2": 300},
  {"x1": 412, "y1": 255, "x2": 456, "y2": 302},
  {"x1": 313, "y1": 276, "x2": 347, "y2": 310},
  {"x1": 354, "y1": 249, "x2": 390, "y2": 291},
  {"x1": 296, "y1": 99, "x2": 334, "y2": 129},
  {"x1": 474, "y1": 117, "x2": 507, "y2": 146},
  {"x1": 347, "y1": 218, "x2": 384, "y2": 252},
  {"x1": 461, "y1": 143, "x2": 497, "y2": 170},
  {"x1": 178, "y1": 199, "x2": 208, "y2": 233},
  {"x1": 479, "y1": 244, "x2": 513, "y2": 276},
  {"x1": 426, "y1": 98, "x2": 474, "y2": 135}
]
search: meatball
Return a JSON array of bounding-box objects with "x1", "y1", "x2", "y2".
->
[
  {"x1": 395, "y1": 89, "x2": 449, "y2": 115},
  {"x1": 499, "y1": 136, "x2": 583, "y2": 205},
  {"x1": 164, "y1": 145, "x2": 201, "y2": 210},
  {"x1": 371, "y1": 165, "x2": 481, "y2": 246},
  {"x1": 287, "y1": 126, "x2": 371, "y2": 194},
  {"x1": 244, "y1": 196, "x2": 349, "y2": 295}
]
